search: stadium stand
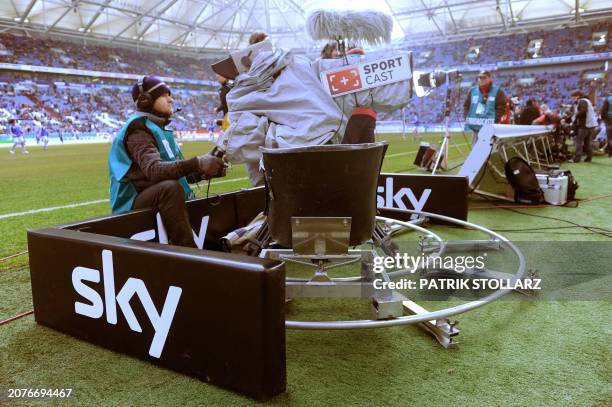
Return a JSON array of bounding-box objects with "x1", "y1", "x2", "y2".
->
[
  {"x1": 0, "y1": 20, "x2": 610, "y2": 137},
  {"x1": 0, "y1": 33, "x2": 217, "y2": 81},
  {"x1": 409, "y1": 21, "x2": 611, "y2": 66},
  {"x1": 0, "y1": 80, "x2": 220, "y2": 135},
  {"x1": 1, "y1": 22, "x2": 609, "y2": 79}
]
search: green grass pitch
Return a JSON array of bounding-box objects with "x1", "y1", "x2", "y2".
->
[{"x1": 0, "y1": 133, "x2": 610, "y2": 406}]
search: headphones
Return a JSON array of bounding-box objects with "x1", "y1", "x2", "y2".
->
[{"x1": 136, "y1": 76, "x2": 153, "y2": 110}]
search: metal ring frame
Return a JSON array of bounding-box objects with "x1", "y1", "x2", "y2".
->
[{"x1": 285, "y1": 209, "x2": 526, "y2": 330}]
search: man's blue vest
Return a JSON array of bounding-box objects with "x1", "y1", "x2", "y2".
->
[
  {"x1": 465, "y1": 85, "x2": 500, "y2": 132},
  {"x1": 108, "y1": 113, "x2": 193, "y2": 214}
]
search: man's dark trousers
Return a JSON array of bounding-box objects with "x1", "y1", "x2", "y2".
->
[
  {"x1": 573, "y1": 128, "x2": 594, "y2": 162},
  {"x1": 133, "y1": 180, "x2": 196, "y2": 247}
]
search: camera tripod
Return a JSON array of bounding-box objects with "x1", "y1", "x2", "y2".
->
[{"x1": 431, "y1": 72, "x2": 465, "y2": 174}]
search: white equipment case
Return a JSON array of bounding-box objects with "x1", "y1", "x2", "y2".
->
[{"x1": 536, "y1": 173, "x2": 569, "y2": 205}]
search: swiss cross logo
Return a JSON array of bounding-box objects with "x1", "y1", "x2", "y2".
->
[{"x1": 326, "y1": 68, "x2": 362, "y2": 95}]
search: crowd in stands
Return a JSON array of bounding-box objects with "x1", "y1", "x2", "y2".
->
[
  {"x1": 3, "y1": 67, "x2": 609, "y2": 138},
  {"x1": 0, "y1": 33, "x2": 217, "y2": 81},
  {"x1": 0, "y1": 21, "x2": 610, "y2": 137},
  {"x1": 411, "y1": 21, "x2": 611, "y2": 67},
  {"x1": 0, "y1": 22, "x2": 609, "y2": 81},
  {"x1": 0, "y1": 81, "x2": 220, "y2": 135}
]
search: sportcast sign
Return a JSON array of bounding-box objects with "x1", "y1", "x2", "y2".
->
[{"x1": 320, "y1": 54, "x2": 412, "y2": 97}]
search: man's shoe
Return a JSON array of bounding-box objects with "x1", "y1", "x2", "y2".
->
[
  {"x1": 9, "y1": 150, "x2": 14, "y2": 155},
  {"x1": 567, "y1": 159, "x2": 576, "y2": 163}
]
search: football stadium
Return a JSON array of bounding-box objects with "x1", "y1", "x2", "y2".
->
[{"x1": 0, "y1": 0, "x2": 611, "y2": 405}]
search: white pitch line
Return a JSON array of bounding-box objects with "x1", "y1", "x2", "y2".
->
[
  {"x1": 0, "y1": 177, "x2": 251, "y2": 220},
  {"x1": 208, "y1": 176, "x2": 249, "y2": 185},
  {"x1": 0, "y1": 199, "x2": 109, "y2": 220},
  {"x1": 385, "y1": 141, "x2": 470, "y2": 158}
]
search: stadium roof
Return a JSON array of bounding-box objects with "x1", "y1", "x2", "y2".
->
[{"x1": 0, "y1": 0, "x2": 611, "y2": 57}]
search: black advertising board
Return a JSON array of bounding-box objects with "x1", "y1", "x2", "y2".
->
[
  {"x1": 27, "y1": 187, "x2": 284, "y2": 400},
  {"x1": 60, "y1": 187, "x2": 266, "y2": 251},
  {"x1": 377, "y1": 173, "x2": 469, "y2": 221}
]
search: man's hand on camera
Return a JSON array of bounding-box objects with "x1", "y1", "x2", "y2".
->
[{"x1": 198, "y1": 154, "x2": 225, "y2": 179}]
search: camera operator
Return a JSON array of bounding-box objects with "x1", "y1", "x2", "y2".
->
[
  {"x1": 569, "y1": 90, "x2": 597, "y2": 163},
  {"x1": 601, "y1": 94, "x2": 612, "y2": 157},
  {"x1": 464, "y1": 70, "x2": 507, "y2": 143},
  {"x1": 108, "y1": 76, "x2": 225, "y2": 248},
  {"x1": 518, "y1": 99, "x2": 541, "y2": 125},
  {"x1": 320, "y1": 41, "x2": 340, "y2": 59}
]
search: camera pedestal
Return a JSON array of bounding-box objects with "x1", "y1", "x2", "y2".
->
[{"x1": 259, "y1": 216, "x2": 461, "y2": 348}]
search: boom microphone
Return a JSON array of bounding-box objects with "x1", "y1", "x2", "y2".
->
[
  {"x1": 306, "y1": 10, "x2": 393, "y2": 45},
  {"x1": 306, "y1": 10, "x2": 393, "y2": 144}
]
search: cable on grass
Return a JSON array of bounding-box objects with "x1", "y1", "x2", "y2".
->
[
  {"x1": 0, "y1": 251, "x2": 28, "y2": 262},
  {"x1": 576, "y1": 193, "x2": 612, "y2": 204},
  {"x1": 493, "y1": 225, "x2": 612, "y2": 235},
  {"x1": 445, "y1": 161, "x2": 464, "y2": 171},
  {"x1": 1, "y1": 265, "x2": 30, "y2": 273},
  {"x1": 493, "y1": 225, "x2": 612, "y2": 232},
  {"x1": 472, "y1": 203, "x2": 557, "y2": 209},
  {"x1": 473, "y1": 193, "x2": 612, "y2": 239},
  {"x1": 0, "y1": 309, "x2": 34, "y2": 326},
  {"x1": 495, "y1": 231, "x2": 606, "y2": 235},
  {"x1": 500, "y1": 207, "x2": 612, "y2": 239}
]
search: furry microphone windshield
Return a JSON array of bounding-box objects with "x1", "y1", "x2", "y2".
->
[{"x1": 306, "y1": 10, "x2": 393, "y2": 45}]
